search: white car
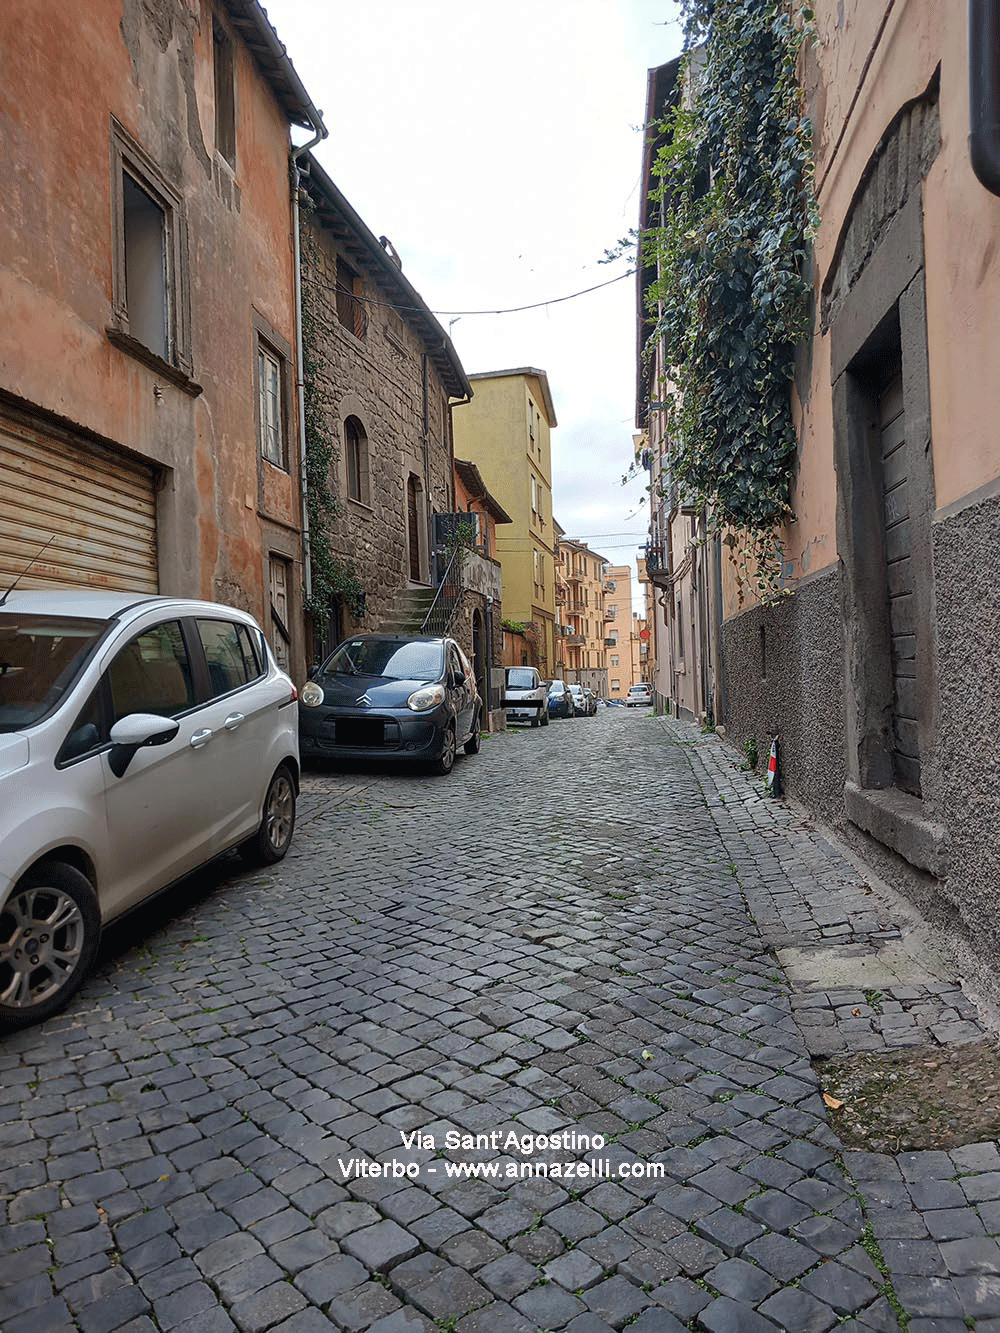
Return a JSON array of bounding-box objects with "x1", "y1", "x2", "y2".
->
[
  {"x1": 502, "y1": 666, "x2": 549, "y2": 727},
  {"x1": 625, "y1": 683, "x2": 654, "y2": 708},
  {"x1": 0, "y1": 589, "x2": 299, "y2": 1027}
]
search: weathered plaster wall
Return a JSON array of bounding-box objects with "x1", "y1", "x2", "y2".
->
[
  {"x1": 301, "y1": 216, "x2": 453, "y2": 638},
  {"x1": 0, "y1": 0, "x2": 304, "y2": 667},
  {"x1": 721, "y1": 567, "x2": 846, "y2": 823}
]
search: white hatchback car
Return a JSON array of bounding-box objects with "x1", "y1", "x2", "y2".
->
[{"x1": 0, "y1": 589, "x2": 299, "y2": 1027}]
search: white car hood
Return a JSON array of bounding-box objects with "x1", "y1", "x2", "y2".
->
[{"x1": 0, "y1": 732, "x2": 30, "y2": 779}]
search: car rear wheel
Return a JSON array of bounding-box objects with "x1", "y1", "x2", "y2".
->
[
  {"x1": 430, "y1": 723, "x2": 457, "y2": 775},
  {"x1": 240, "y1": 764, "x2": 296, "y2": 865},
  {"x1": 0, "y1": 862, "x2": 100, "y2": 1028},
  {"x1": 540, "y1": 708, "x2": 549, "y2": 727},
  {"x1": 464, "y1": 711, "x2": 482, "y2": 755}
]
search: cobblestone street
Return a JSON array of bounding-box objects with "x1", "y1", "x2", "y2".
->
[{"x1": 3, "y1": 709, "x2": 1000, "y2": 1333}]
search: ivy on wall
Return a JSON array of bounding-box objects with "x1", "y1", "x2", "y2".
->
[
  {"x1": 300, "y1": 220, "x2": 367, "y2": 624},
  {"x1": 643, "y1": 0, "x2": 816, "y2": 601}
]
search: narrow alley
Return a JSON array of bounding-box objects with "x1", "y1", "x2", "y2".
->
[{"x1": 2, "y1": 711, "x2": 999, "y2": 1333}]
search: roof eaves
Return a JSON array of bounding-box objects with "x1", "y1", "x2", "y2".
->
[
  {"x1": 224, "y1": 1, "x2": 326, "y2": 134},
  {"x1": 467, "y1": 367, "x2": 558, "y2": 427},
  {"x1": 303, "y1": 154, "x2": 472, "y2": 399}
]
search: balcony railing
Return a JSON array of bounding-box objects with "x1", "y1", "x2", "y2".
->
[
  {"x1": 565, "y1": 634, "x2": 586, "y2": 646},
  {"x1": 645, "y1": 543, "x2": 671, "y2": 587}
]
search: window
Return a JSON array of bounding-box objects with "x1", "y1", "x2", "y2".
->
[
  {"x1": 197, "y1": 620, "x2": 261, "y2": 698},
  {"x1": 528, "y1": 398, "x2": 535, "y2": 442},
  {"x1": 213, "y1": 20, "x2": 236, "y2": 167},
  {"x1": 612, "y1": 679, "x2": 621, "y2": 691},
  {"x1": 110, "y1": 123, "x2": 190, "y2": 375},
  {"x1": 608, "y1": 631, "x2": 618, "y2": 646},
  {"x1": 530, "y1": 473, "x2": 538, "y2": 513},
  {"x1": 336, "y1": 257, "x2": 367, "y2": 339},
  {"x1": 611, "y1": 655, "x2": 619, "y2": 667},
  {"x1": 122, "y1": 173, "x2": 168, "y2": 359},
  {"x1": 258, "y1": 343, "x2": 285, "y2": 467},
  {"x1": 533, "y1": 549, "x2": 540, "y2": 584},
  {"x1": 345, "y1": 416, "x2": 369, "y2": 504},
  {"x1": 269, "y1": 557, "x2": 291, "y2": 671},
  {"x1": 108, "y1": 621, "x2": 195, "y2": 723}
]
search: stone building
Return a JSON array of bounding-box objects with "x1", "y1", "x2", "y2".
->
[
  {"x1": 636, "y1": 4, "x2": 1000, "y2": 995},
  {"x1": 0, "y1": 0, "x2": 324, "y2": 681},
  {"x1": 452, "y1": 458, "x2": 509, "y2": 725},
  {"x1": 298, "y1": 155, "x2": 472, "y2": 661}
]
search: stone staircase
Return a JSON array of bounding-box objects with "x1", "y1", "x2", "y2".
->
[{"x1": 379, "y1": 585, "x2": 436, "y2": 634}]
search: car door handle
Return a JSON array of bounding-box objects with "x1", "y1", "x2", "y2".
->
[
  {"x1": 189, "y1": 728, "x2": 213, "y2": 749},
  {"x1": 223, "y1": 713, "x2": 245, "y2": 731}
]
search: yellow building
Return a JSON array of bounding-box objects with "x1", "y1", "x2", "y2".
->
[
  {"x1": 555, "y1": 536, "x2": 609, "y2": 694},
  {"x1": 604, "y1": 564, "x2": 636, "y2": 700},
  {"x1": 452, "y1": 369, "x2": 558, "y2": 674}
]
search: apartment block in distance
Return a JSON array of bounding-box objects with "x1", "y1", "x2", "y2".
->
[
  {"x1": 452, "y1": 369, "x2": 558, "y2": 675},
  {"x1": 604, "y1": 564, "x2": 637, "y2": 701},
  {"x1": 555, "y1": 537, "x2": 609, "y2": 695}
]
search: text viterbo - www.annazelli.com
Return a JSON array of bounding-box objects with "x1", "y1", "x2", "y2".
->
[{"x1": 336, "y1": 1129, "x2": 667, "y2": 1182}]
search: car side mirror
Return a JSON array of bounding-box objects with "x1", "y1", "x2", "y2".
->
[{"x1": 108, "y1": 713, "x2": 180, "y2": 778}]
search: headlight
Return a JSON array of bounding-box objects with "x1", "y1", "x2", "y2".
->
[
  {"x1": 301, "y1": 681, "x2": 325, "y2": 707},
  {"x1": 407, "y1": 683, "x2": 446, "y2": 712}
]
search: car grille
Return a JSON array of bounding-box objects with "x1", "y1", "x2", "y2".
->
[{"x1": 335, "y1": 717, "x2": 400, "y2": 748}]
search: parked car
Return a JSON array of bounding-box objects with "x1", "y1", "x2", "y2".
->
[
  {"x1": 626, "y1": 683, "x2": 654, "y2": 708},
  {"x1": 300, "y1": 634, "x2": 480, "y2": 775},
  {"x1": 0, "y1": 589, "x2": 299, "y2": 1028},
  {"x1": 545, "y1": 679, "x2": 575, "y2": 719},
  {"x1": 503, "y1": 666, "x2": 549, "y2": 727},
  {"x1": 567, "y1": 683, "x2": 596, "y2": 717}
]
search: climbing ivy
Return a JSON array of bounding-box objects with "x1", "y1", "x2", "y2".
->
[
  {"x1": 300, "y1": 223, "x2": 366, "y2": 624},
  {"x1": 642, "y1": 0, "x2": 816, "y2": 602}
]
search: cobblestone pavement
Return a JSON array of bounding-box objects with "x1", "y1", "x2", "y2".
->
[{"x1": 2, "y1": 710, "x2": 1000, "y2": 1332}]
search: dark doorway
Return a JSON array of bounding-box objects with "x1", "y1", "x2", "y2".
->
[
  {"x1": 472, "y1": 608, "x2": 487, "y2": 709},
  {"x1": 407, "y1": 475, "x2": 421, "y2": 581}
]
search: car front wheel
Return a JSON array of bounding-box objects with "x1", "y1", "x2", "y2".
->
[
  {"x1": 0, "y1": 862, "x2": 100, "y2": 1028},
  {"x1": 540, "y1": 708, "x2": 549, "y2": 727},
  {"x1": 430, "y1": 723, "x2": 457, "y2": 775},
  {"x1": 240, "y1": 764, "x2": 296, "y2": 865}
]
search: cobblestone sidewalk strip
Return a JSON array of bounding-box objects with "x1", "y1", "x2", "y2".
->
[{"x1": 1, "y1": 710, "x2": 997, "y2": 1331}]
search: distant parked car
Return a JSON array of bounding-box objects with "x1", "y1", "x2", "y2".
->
[
  {"x1": 626, "y1": 683, "x2": 654, "y2": 708},
  {"x1": 0, "y1": 590, "x2": 299, "y2": 1028},
  {"x1": 299, "y1": 634, "x2": 480, "y2": 775},
  {"x1": 503, "y1": 666, "x2": 549, "y2": 727},
  {"x1": 545, "y1": 679, "x2": 575, "y2": 719},
  {"x1": 568, "y1": 684, "x2": 596, "y2": 717}
]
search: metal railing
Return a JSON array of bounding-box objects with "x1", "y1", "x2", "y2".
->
[{"x1": 421, "y1": 546, "x2": 463, "y2": 636}]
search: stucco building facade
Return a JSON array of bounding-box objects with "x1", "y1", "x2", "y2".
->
[
  {"x1": 0, "y1": 0, "x2": 324, "y2": 680},
  {"x1": 638, "y1": 3, "x2": 1000, "y2": 994},
  {"x1": 555, "y1": 537, "x2": 609, "y2": 695},
  {"x1": 452, "y1": 369, "x2": 558, "y2": 676}
]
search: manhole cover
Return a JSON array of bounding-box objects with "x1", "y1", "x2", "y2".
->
[{"x1": 818, "y1": 1041, "x2": 1000, "y2": 1152}]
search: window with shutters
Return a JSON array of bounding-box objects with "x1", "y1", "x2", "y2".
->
[
  {"x1": 336, "y1": 256, "x2": 367, "y2": 339},
  {"x1": 345, "y1": 416, "x2": 370, "y2": 505},
  {"x1": 268, "y1": 556, "x2": 291, "y2": 671},
  {"x1": 257, "y1": 342, "x2": 285, "y2": 468},
  {"x1": 213, "y1": 18, "x2": 236, "y2": 167}
]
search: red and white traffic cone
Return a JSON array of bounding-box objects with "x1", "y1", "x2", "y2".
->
[{"x1": 765, "y1": 736, "x2": 780, "y2": 796}]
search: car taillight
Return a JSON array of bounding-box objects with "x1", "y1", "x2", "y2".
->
[{"x1": 289, "y1": 685, "x2": 298, "y2": 702}]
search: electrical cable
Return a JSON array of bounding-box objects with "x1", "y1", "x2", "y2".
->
[{"x1": 340, "y1": 270, "x2": 635, "y2": 320}]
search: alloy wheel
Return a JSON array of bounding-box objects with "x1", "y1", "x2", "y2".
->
[
  {"x1": 0, "y1": 885, "x2": 86, "y2": 1011},
  {"x1": 265, "y1": 771, "x2": 295, "y2": 854}
]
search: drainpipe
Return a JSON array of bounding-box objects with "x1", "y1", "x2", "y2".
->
[
  {"x1": 970, "y1": 0, "x2": 1000, "y2": 194},
  {"x1": 291, "y1": 122, "x2": 328, "y2": 612}
]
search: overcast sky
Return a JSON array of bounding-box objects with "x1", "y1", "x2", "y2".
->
[{"x1": 265, "y1": 0, "x2": 684, "y2": 596}]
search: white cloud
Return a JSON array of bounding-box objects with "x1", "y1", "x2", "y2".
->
[{"x1": 265, "y1": 0, "x2": 683, "y2": 593}]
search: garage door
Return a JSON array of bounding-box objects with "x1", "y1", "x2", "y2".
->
[{"x1": 0, "y1": 415, "x2": 158, "y2": 594}]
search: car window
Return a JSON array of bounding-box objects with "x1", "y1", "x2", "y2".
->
[
  {"x1": 0, "y1": 613, "x2": 108, "y2": 733},
  {"x1": 196, "y1": 619, "x2": 261, "y2": 699},
  {"x1": 324, "y1": 638, "x2": 444, "y2": 681},
  {"x1": 107, "y1": 620, "x2": 195, "y2": 723},
  {"x1": 448, "y1": 646, "x2": 464, "y2": 680},
  {"x1": 547, "y1": 681, "x2": 563, "y2": 696},
  {"x1": 506, "y1": 668, "x2": 537, "y2": 689}
]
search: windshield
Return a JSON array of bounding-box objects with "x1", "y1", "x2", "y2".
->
[
  {"x1": 506, "y1": 668, "x2": 536, "y2": 689},
  {"x1": 569, "y1": 685, "x2": 584, "y2": 695},
  {"x1": 324, "y1": 638, "x2": 444, "y2": 682},
  {"x1": 547, "y1": 681, "x2": 564, "y2": 696},
  {"x1": 0, "y1": 613, "x2": 108, "y2": 733}
]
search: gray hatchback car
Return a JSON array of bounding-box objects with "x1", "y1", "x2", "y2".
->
[{"x1": 298, "y1": 634, "x2": 481, "y2": 775}]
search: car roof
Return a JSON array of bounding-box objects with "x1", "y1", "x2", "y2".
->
[
  {"x1": 0, "y1": 588, "x2": 258, "y2": 623},
  {"x1": 337, "y1": 633, "x2": 449, "y2": 644}
]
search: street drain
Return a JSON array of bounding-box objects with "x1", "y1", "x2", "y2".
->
[{"x1": 816, "y1": 1040, "x2": 1000, "y2": 1152}]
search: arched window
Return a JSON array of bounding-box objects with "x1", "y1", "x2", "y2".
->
[{"x1": 345, "y1": 416, "x2": 369, "y2": 505}]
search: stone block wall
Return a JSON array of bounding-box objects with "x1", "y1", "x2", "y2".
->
[{"x1": 301, "y1": 217, "x2": 454, "y2": 640}]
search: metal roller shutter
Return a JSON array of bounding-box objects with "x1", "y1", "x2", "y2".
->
[{"x1": 0, "y1": 414, "x2": 158, "y2": 594}]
